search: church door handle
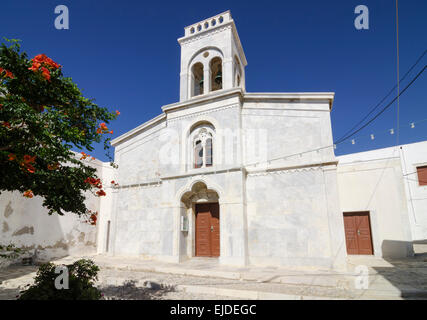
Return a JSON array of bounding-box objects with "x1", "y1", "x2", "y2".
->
[
  {"x1": 357, "y1": 230, "x2": 361, "y2": 236},
  {"x1": 211, "y1": 226, "x2": 214, "y2": 232}
]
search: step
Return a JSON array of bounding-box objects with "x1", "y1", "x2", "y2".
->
[{"x1": 175, "y1": 285, "x2": 345, "y2": 300}]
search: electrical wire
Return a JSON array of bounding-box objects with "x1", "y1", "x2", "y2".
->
[
  {"x1": 334, "y1": 49, "x2": 426, "y2": 144},
  {"x1": 334, "y1": 65, "x2": 426, "y2": 145}
]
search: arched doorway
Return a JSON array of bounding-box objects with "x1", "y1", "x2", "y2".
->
[{"x1": 180, "y1": 181, "x2": 220, "y2": 258}]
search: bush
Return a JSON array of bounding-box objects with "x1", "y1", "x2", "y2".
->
[{"x1": 18, "y1": 259, "x2": 102, "y2": 300}]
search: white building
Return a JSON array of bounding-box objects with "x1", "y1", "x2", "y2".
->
[
  {"x1": 2, "y1": 11, "x2": 425, "y2": 270},
  {"x1": 337, "y1": 141, "x2": 427, "y2": 258},
  {"x1": 104, "y1": 11, "x2": 348, "y2": 269}
]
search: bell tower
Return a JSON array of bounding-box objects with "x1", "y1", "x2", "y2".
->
[{"x1": 177, "y1": 11, "x2": 247, "y2": 102}]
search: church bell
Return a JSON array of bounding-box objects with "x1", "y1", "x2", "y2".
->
[{"x1": 215, "y1": 71, "x2": 222, "y2": 85}]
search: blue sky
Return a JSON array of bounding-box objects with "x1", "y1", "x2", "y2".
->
[{"x1": 1, "y1": 0, "x2": 426, "y2": 161}]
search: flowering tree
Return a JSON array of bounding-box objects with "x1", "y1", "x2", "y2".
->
[{"x1": 0, "y1": 39, "x2": 118, "y2": 217}]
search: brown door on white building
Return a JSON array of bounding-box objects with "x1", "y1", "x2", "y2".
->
[
  {"x1": 195, "y1": 203, "x2": 220, "y2": 257},
  {"x1": 343, "y1": 212, "x2": 374, "y2": 255}
]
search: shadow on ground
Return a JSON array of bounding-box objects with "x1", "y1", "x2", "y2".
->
[
  {"x1": 370, "y1": 240, "x2": 427, "y2": 299},
  {"x1": 0, "y1": 265, "x2": 37, "y2": 285},
  {"x1": 0, "y1": 264, "x2": 37, "y2": 300},
  {"x1": 99, "y1": 280, "x2": 176, "y2": 300}
]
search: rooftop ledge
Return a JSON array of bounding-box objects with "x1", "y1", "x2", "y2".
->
[
  {"x1": 111, "y1": 89, "x2": 335, "y2": 146},
  {"x1": 162, "y1": 89, "x2": 335, "y2": 113}
]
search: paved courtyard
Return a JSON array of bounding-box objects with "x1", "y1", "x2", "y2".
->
[{"x1": 1, "y1": 243, "x2": 427, "y2": 300}]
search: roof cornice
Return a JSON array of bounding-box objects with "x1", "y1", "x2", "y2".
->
[
  {"x1": 162, "y1": 88, "x2": 244, "y2": 113},
  {"x1": 111, "y1": 90, "x2": 335, "y2": 147},
  {"x1": 111, "y1": 113, "x2": 166, "y2": 147},
  {"x1": 244, "y1": 92, "x2": 335, "y2": 110}
]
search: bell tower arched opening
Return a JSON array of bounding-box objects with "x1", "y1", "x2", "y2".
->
[
  {"x1": 210, "y1": 57, "x2": 223, "y2": 92},
  {"x1": 191, "y1": 62, "x2": 204, "y2": 97}
]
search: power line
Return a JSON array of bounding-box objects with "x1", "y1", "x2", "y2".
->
[
  {"x1": 396, "y1": 0, "x2": 400, "y2": 146},
  {"x1": 342, "y1": 117, "x2": 427, "y2": 145},
  {"x1": 334, "y1": 49, "x2": 426, "y2": 143},
  {"x1": 334, "y1": 65, "x2": 426, "y2": 145}
]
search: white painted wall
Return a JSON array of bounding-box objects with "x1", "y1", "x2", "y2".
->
[
  {"x1": 108, "y1": 87, "x2": 345, "y2": 270},
  {"x1": 337, "y1": 146, "x2": 415, "y2": 258},
  {"x1": 398, "y1": 141, "x2": 427, "y2": 241},
  {"x1": 0, "y1": 157, "x2": 115, "y2": 263}
]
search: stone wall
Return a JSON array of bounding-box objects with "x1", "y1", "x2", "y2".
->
[{"x1": 0, "y1": 157, "x2": 115, "y2": 264}]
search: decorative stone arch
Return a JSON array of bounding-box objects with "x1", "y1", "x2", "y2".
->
[
  {"x1": 187, "y1": 46, "x2": 224, "y2": 71},
  {"x1": 191, "y1": 126, "x2": 215, "y2": 168},
  {"x1": 187, "y1": 47, "x2": 224, "y2": 97},
  {"x1": 174, "y1": 176, "x2": 225, "y2": 205},
  {"x1": 174, "y1": 176, "x2": 225, "y2": 260},
  {"x1": 181, "y1": 116, "x2": 222, "y2": 172}
]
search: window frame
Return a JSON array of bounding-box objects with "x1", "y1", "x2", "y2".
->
[
  {"x1": 416, "y1": 165, "x2": 427, "y2": 186},
  {"x1": 189, "y1": 125, "x2": 215, "y2": 170}
]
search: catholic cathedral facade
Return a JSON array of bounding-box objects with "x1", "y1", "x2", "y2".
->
[{"x1": 93, "y1": 11, "x2": 422, "y2": 269}]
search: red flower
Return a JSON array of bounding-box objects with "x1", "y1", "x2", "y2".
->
[
  {"x1": 116, "y1": 110, "x2": 120, "y2": 115},
  {"x1": 2, "y1": 121, "x2": 11, "y2": 128},
  {"x1": 111, "y1": 180, "x2": 115, "y2": 184},
  {"x1": 23, "y1": 190, "x2": 34, "y2": 198},
  {"x1": 84, "y1": 177, "x2": 102, "y2": 188},
  {"x1": 0, "y1": 68, "x2": 14, "y2": 79},
  {"x1": 41, "y1": 67, "x2": 51, "y2": 81},
  {"x1": 32, "y1": 54, "x2": 61, "y2": 69},
  {"x1": 28, "y1": 54, "x2": 61, "y2": 79},
  {"x1": 47, "y1": 163, "x2": 59, "y2": 170},
  {"x1": 33, "y1": 54, "x2": 47, "y2": 63},
  {"x1": 28, "y1": 62, "x2": 41, "y2": 71},
  {"x1": 96, "y1": 190, "x2": 106, "y2": 197},
  {"x1": 26, "y1": 164, "x2": 35, "y2": 173},
  {"x1": 23, "y1": 155, "x2": 36, "y2": 164},
  {"x1": 5, "y1": 70, "x2": 14, "y2": 79},
  {"x1": 97, "y1": 123, "x2": 110, "y2": 135},
  {"x1": 109, "y1": 130, "x2": 113, "y2": 134},
  {"x1": 8, "y1": 153, "x2": 16, "y2": 161}
]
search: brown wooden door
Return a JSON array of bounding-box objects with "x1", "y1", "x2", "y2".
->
[
  {"x1": 343, "y1": 212, "x2": 373, "y2": 255},
  {"x1": 195, "y1": 203, "x2": 220, "y2": 257},
  {"x1": 210, "y1": 203, "x2": 220, "y2": 257}
]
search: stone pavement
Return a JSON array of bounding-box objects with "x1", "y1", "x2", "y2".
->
[
  {"x1": 1, "y1": 247, "x2": 427, "y2": 300},
  {"x1": 52, "y1": 250, "x2": 427, "y2": 300}
]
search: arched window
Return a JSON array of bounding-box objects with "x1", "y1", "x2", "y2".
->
[
  {"x1": 206, "y1": 138, "x2": 213, "y2": 167},
  {"x1": 190, "y1": 124, "x2": 215, "y2": 169},
  {"x1": 210, "y1": 57, "x2": 222, "y2": 92},
  {"x1": 194, "y1": 140, "x2": 203, "y2": 168},
  {"x1": 234, "y1": 56, "x2": 242, "y2": 88},
  {"x1": 191, "y1": 62, "x2": 204, "y2": 97}
]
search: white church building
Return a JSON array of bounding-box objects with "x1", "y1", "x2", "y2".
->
[
  {"x1": 1, "y1": 11, "x2": 425, "y2": 270},
  {"x1": 100, "y1": 11, "x2": 424, "y2": 269}
]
